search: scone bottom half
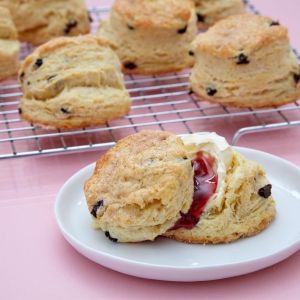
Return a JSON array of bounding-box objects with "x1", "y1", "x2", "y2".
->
[
  {"x1": 190, "y1": 14, "x2": 300, "y2": 108},
  {"x1": 165, "y1": 132, "x2": 276, "y2": 244},
  {"x1": 18, "y1": 35, "x2": 131, "y2": 129},
  {"x1": 84, "y1": 130, "x2": 276, "y2": 244}
]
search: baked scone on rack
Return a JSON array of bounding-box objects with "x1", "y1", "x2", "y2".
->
[
  {"x1": 0, "y1": 0, "x2": 90, "y2": 46},
  {"x1": 18, "y1": 35, "x2": 131, "y2": 129},
  {"x1": 0, "y1": 7, "x2": 19, "y2": 81},
  {"x1": 98, "y1": 0, "x2": 198, "y2": 74},
  {"x1": 189, "y1": 15, "x2": 300, "y2": 108},
  {"x1": 84, "y1": 130, "x2": 275, "y2": 244},
  {"x1": 193, "y1": 0, "x2": 245, "y2": 28}
]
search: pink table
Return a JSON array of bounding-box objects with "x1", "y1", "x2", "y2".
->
[{"x1": 1, "y1": 1, "x2": 300, "y2": 299}]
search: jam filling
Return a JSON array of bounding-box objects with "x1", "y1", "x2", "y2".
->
[{"x1": 170, "y1": 151, "x2": 218, "y2": 230}]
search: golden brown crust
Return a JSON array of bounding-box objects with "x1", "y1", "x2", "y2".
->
[
  {"x1": 98, "y1": 0, "x2": 197, "y2": 75},
  {"x1": 88, "y1": 131, "x2": 176, "y2": 188},
  {"x1": 193, "y1": 14, "x2": 288, "y2": 58},
  {"x1": 113, "y1": 0, "x2": 194, "y2": 29}
]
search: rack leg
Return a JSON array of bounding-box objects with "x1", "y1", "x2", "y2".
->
[{"x1": 232, "y1": 121, "x2": 300, "y2": 145}]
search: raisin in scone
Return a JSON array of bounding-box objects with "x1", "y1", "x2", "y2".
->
[
  {"x1": 190, "y1": 15, "x2": 300, "y2": 108},
  {"x1": 193, "y1": 0, "x2": 245, "y2": 28},
  {"x1": 0, "y1": 7, "x2": 19, "y2": 81},
  {"x1": 98, "y1": 0, "x2": 197, "y2": 74},
  {"x1": 0, "y1": 0, "x2": 90, "y2": 46},
  {"x1": 84, "y1": 131, "x2": 194, "y2": 243},
  {"x1": 19, "y1": 35, "x2": 131, "y2": 129},
  {"x1": 164, "y1": 132, "x2": 276, "y2": 244}
]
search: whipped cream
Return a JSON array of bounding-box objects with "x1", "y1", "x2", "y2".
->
[{"x1": 180, "y1": 132, "x2": 233, "y2": 212}]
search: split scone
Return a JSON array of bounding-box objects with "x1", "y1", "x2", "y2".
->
[
  {"x1": 84, "y1": 130, "x2": 275, "y2": 243},
  {"x1": 98, "y1": 0, "x2": 198, "y2": 74},
  {"x1": 0, "y1": 0, "x2": 90, "y2": 46},
  {"x1": 19, "y1": 35, "x2": 131, "y2": 129},
  {"x1": 193, "y1": 0, "x2": 245, "y2": 28},
  {"x1": 0, "y1": 7, "x2": 19, "y2": 81},
  {"x1": 189, "y1": 15, "x2": 300, "y2": 108}
]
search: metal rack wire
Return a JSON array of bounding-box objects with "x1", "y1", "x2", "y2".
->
[{"x1": 0, "y1": 2, "x2": 299, "y2": 159}]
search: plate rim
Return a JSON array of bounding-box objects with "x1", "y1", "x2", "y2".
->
[{"x1": 54, "y1": 146, "x2": 300, "y2": 275}]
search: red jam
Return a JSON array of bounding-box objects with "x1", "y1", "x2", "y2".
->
[{"x1": 170, "y1": 151, "x2": 218, "y2": 230}]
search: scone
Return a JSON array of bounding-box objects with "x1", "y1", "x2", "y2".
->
[
  {"x1": 19, "y1": 35, "x2": 131, "y2": 129},
  {"x1": 84, "y1": 130, "x2": 275, "y2": 244},
  {"x1": 0, "y1": 0, "x2": 90, "y2": 46},
  {"x1": 0, "y1": 7, "x2": 19, "y2": 81},
  {"x1": 84, "y1": 131, "x2": 194, "y2": 243},
  {"x1": 164, "y1": 132, "x2": 276, "y2": 244},
  {"x1": 98, "y1": 0, "x2": 198, "y2": 74},
  {"x1": 193, "y1": 0, "x2": 245, "y2": 28},
  {"x1": 190, "y1": 15, "x2": 300, "y2": 108}
]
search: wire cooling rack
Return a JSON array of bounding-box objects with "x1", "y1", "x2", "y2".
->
[{"x1": 0, "y1": 2, "x2": 300, "y2": 159}]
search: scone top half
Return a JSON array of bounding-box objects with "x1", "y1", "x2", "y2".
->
[
  {"x1": 84, "y1": 131, "x2": 194, "y2": 243},
  {"x1": 98, "y1": 0, "x2": 198, "y2": 74},
  {"x1": 18, "y1": 35, "x2": 131, "y2": 129},
  {"x1": 192, "y1": 14, "x2": 289, "y2": 58},
  {"x1": 113, "y1": 0, "x2": 194, "y2": 30},
  {"x1": 19, "y1": 35, "x2": 123, "y2": 101},
  {"x1": 190, "y1": 14, "x2": 300, "y2": 107}
]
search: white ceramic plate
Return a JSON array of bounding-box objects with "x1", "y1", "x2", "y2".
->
[{"x1": 55, "y1": 147, "x2": 300, "y2": 281}]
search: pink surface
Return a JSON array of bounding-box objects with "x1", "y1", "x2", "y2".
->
[{"x1": 1, "y1": 1, "x2": 300, "y2": 299}]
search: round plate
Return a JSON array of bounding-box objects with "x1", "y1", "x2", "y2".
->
[{"x1": 55, "y1": 147, "x2": 300, "y2": 281}]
